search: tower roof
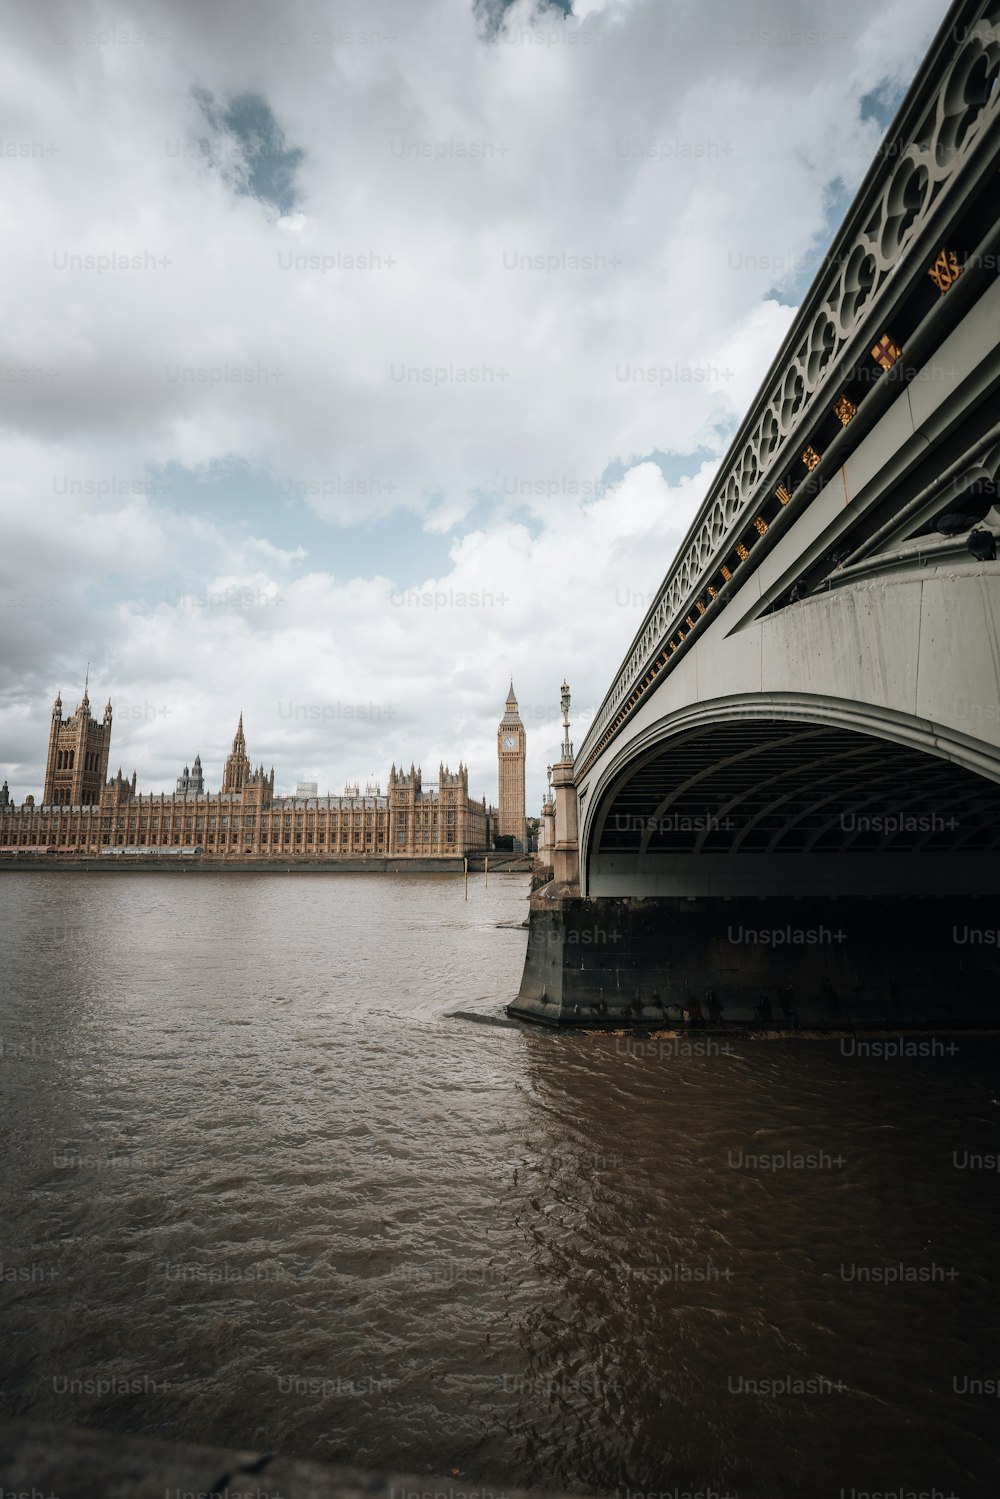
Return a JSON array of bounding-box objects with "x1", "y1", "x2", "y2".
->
[{"x1": 501, "y1": 679, "x2": 523, "y2": 727}]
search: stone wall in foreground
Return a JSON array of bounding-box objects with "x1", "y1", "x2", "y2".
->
[{"x1": 0, "y1": 1418, "x2": 593, "y2": 1499}]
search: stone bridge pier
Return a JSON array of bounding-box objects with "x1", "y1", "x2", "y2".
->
[{"x1": 509, "y1": 886, "x2": 1000, "y2": 1031}]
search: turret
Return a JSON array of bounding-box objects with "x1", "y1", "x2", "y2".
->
[{"x1": 44, "y1": 675, "x2": 111, "y2": 807}]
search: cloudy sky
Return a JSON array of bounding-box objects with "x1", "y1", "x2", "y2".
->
[{"x1": 0, "y1": 0, "x2": 949, "y2": 808}]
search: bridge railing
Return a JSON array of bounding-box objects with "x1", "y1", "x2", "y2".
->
[{"x1": 576, "y1": 0, "x2": 1000, "y2": 776}]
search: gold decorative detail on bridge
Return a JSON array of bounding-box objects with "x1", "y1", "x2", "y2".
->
[
  {"x1": 871, "y1": 334, "x2": 901, "y2": 371},
  {"x1": 720, "y1": 565, "x2": 732, "y2": 582},
  {"x1": 686, "y1": 615, "x2": 696, "y2": 629},
  {"x1": 776, "y1": 485, "x2": 791, "y2": 505},
  {"x1": 735, "y1": 542, "x2": 749, "y2": 561},
  {"x1": 754, "y1": 516, "x2": 768, "y2": 536},
  {"x1": 833, "y1": 393, "x2": 857, "y2": 426},
  {"x1": 927, "y1": 247, "x2": 962, "y2": 294},
  {"x1": 707, "y1": 584, "x2": 718, "y2": 597},
  {"x1": 696, "y1": 600, "x2": 707, "y2": 615},
  {"x1": 802, "y1": 446, "x2": 821, "y2": 471}
]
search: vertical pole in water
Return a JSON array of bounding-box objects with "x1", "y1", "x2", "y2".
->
[
  {"x1": 485, "y1": 854, "x2": 489, "y2": 888},
  {"x1": 464, "y1": 856, "x2": 468, "y2": 900}
]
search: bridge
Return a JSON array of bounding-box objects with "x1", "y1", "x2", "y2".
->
[{"x1": 511, "y1": 0, "x2": 1000, "y2": 1030}]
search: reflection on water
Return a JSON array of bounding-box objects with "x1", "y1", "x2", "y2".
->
[{"x1": 1, "y1": 872, "x2": 998, "y2": 1498}]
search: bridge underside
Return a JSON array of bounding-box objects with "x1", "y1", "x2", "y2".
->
[
  {"x1": 509, "y1": 717, "x2": 1000, "y2": 1031},
  {"x1": 587, "y1": 716, "x2": 1000, "y2": 898}
]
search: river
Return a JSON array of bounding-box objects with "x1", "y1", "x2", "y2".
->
[{"x1": 1, "y1": 872, "x2": 998, "y2": 1497}]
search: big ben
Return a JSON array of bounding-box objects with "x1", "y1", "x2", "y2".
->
[{"x1": 497, "y1": 681, "x2": 527, "y2": 846}]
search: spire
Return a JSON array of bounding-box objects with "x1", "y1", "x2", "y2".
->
[
  {"x1": 79, "y1": 662, "x2": 90, "y2": 715},
  {"x1": 53, "y1": 691, "x2": 62, "y2": 716},
  {"x1": 501, "y1": 678, "x2": 523, "y2": 726},
  {"x1": 222, "y1": 716, "x2": 250, "y2": 793}
]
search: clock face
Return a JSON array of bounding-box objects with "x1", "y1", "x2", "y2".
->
[{"x1": 502, "y1": 735, "x2": 519, "y2": 751}]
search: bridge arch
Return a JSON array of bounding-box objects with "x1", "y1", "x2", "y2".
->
[{"x1": 581, "y1": 694, "x2": 1000, "y2": 898}]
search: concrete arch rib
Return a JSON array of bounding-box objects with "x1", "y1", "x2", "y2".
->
[
  {"x1": 730, "y1": 744, "x2": 889, "y2": 854},
  {"x1": 635, "y1": 727, "x2": 829, "y2": 858}
]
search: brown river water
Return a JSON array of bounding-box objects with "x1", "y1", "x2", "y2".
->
[{"x1": 1, "y1": 872, "x2": 998, "y2": 1498}]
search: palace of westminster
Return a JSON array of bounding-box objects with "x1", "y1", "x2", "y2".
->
[{"x1": 0, "y1": 681, "x2": 528, "y2": 859}]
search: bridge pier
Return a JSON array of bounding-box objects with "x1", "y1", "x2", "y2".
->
[
  {"x1": 507, "y1": 885, "x2": 1000, "y2": 1031},
  {"x1": 550, "y1": 758, "x2": 579, "y2": 886}
]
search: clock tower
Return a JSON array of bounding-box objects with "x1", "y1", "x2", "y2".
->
[{"x1": 497, "y1": 680, "x2": 526, "y2": 846}]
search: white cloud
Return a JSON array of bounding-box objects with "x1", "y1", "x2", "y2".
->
[{"x1": 0, "y1": 0, "x2": 950, "y2": 809}]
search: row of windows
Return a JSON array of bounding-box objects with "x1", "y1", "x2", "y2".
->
[
  {"x1": 5, "y1": 839, "x2": 392, "y2": 851},
  {"x1": 6, "y1": 828, "x2": 460, "y2": 848}
]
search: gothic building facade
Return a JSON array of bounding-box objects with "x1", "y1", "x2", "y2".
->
[{"x1": 0, "y1": 690, "x2": 492, "y2": 859}]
